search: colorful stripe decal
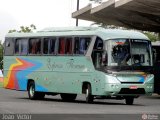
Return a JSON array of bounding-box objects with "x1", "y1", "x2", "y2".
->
[
  {"x1": 138, "y1": 73, "x2": 147, "y2": 83},
  {"x1": 4, "y1": 58, "x2": 47, "y2": 91}
]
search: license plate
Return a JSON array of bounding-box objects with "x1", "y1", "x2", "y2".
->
[{"x1": 130, "y1": 86, "x2": 138, "y2": 89}]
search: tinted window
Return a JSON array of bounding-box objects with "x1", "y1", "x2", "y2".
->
[
  {"x1": 74, "y1": 37, "x2": 91, "y2": 55},
  {"x1": 4, "y1": 38, "x2": 14, "y2": 55},
  {"x1": 58, "y1": 38, "x2": 65, "y2": 54},
  {"x1": 15, "y1": 39, "x2": 20, "y2": 54},
  {"x1": 93, "y1": 37, "x2": 103, "y2": 50},
  {"x1": 65, "y1": 38, "x2": 72, "y2": 55},
  {"x1": 15, "y1": 38, "x2": 28, "y2": 55},
  {"x1": 43, "y1": 38, "x2": 56, "y2": 54},
  {"x1": 29, "y1": 38, "x2": 41, "y2": 54},
  {"x1": 21, "y1": 39, "x2": 28, "y2": 55}
]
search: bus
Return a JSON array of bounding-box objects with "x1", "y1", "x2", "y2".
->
[
  {"x1": 152, "y1": 41, "x2": 160, "y2": 94},
  {"x1": 3, "y1": 27, "x2": 154, "y2": 105}
]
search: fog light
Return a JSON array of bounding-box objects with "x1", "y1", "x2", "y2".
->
[
  {"x1": 147, "y1": 85, "x2": 151, "y2": 89},
  {"x1": 111, "y1": 84, "x2": 119, "y2": 89},
  {"x1": 147, "y1": 85, "x2": 152, "y2": 89},
  {"x1": 146, "y1": 74, "x2": 153, "y2": 79}
]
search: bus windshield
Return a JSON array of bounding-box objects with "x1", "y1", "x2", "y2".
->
[{"x1": 107, "y1": 39, "x2": 152, "y2": 67}]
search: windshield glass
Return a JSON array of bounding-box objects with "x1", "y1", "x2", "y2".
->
[{"x1": 107, "y1": 39, "x2": 152, "y2": 67}]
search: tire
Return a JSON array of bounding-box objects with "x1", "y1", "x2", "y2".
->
[
  {"x1": 125, "y1": 97, "x2": 134, "y2": 105},
  {"x1": 28, "y1": 81, "x2": 45, "y2": 100},
  {"x1": 85, "y1": 84, "x2": 94, "y2": 103},
  {"x1": 60, "y1": 93, "x2": 77, "y2": 101}
]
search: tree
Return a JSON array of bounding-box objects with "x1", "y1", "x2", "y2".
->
[
  {"x1": 8, "y1": 24, "x2": 36, "y2": 33},
  {"x1": 143, "y1": 32, "x2": 159, "y2": 42}
]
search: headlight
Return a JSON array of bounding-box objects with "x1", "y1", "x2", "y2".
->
[
  {"x1": 146, "y1": 74, "x2": 154, "y2": 79},
  {"x1": 147, "y1": 85, "x2": 153, "y2": 89},
  {"x1": 111, "y1": 84, "x2": 119, "y2": 89}
]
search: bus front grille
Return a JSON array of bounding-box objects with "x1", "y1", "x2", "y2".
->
[{"x1": 118, "y1": 88, "x2": 145, "y2": 94}]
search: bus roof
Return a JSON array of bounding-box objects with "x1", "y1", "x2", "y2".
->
[{"x1": 5, "y1": 27, "x2": 149, "y2": 40}]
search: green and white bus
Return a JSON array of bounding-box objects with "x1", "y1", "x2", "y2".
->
[{"x1": 4, "y1": 27, "x2": 154, "y2": 105}]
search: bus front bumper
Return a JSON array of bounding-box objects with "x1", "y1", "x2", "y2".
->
[{"x1": 104, "y1": 83, "x2": 153, "y2": 96}]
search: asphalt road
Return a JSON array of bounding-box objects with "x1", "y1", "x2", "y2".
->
[{"x1": 0, "y1": 88, "x2": 160, "y2": 114}]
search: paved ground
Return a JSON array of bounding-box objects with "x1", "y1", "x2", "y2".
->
[{"x1": 0, "y1": 88, "x2": 160, "y2": 114}]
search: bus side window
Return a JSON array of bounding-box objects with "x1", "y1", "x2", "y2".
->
[
  {"x1": 15, "y1": 38, "x2": 28, "y2": 55},
  {"x1": 74, "y1": 37, "x2": 80, "y2": 54},
  {"x1": 5, "y1": 38, "x2": 14, "y2": 55},
  {"x1": 79, "y1": 38, "x2": 85, "y2": 54},
  {"x1": 21, "y1": 39, "x2": 28, "y2": 55},
  {"x1": 65, "y1": 38, "x2": 72, "y2": 55},
  {"x1": 74, "y1": 37, "x2": 91, "y2": 55},
  {"x1": 43, "y1": 38, "x2": 49, "y2": 54},
  {"x1": 58, "y1": 38, "x2": 65, "y2": 55},
  {"x1": 80, "y1": 37, "x2": 91, "y2": 54},
  {"x1": 43, "y1": 38, "x2": 56, "y2": 55},
  {"x1": 15, "y1": 39, "x2": 20, "y2": 54},
  {"x1": 29, "y1": 38, "x2": 41, "y2": 54},
  {"x1": 49, "y1": 38, "x2": 56, "y2": 54}
]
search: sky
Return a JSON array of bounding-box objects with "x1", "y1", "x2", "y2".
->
[{"x1": 0, "y1": 0, "x2": 98, "y2": 42}]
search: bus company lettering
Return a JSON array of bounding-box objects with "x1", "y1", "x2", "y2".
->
[
  {"x1": 47, "y1": 58, "x2": 63, "y2": 70},
  {"x1": 66, "y1": 59, "x2": 85, "y2": 69},
  {"x1": 47, "y1": 58, "x2": 85, "y2": 70}
]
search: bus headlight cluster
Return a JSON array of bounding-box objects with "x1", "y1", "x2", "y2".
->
[
  {"x1": 111, "y1": 84, "x2": 119, "y2": 89},
  {"x1": 147, "y1": 85, "x2": 153, "y2": 89},
  {"x1": 146, "y1": 74, "x2": 154, "y2": 79}
]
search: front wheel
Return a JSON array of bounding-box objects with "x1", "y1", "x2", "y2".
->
[
  {"x1": 28, "y1": 81, "x2": 45, "y2": 100},
  {"x1": 85, "y1": 84, "x2": 94, "y2": 103},
  {"x1": 125, "y1": 97, "x2": 134, "y2": 105}
]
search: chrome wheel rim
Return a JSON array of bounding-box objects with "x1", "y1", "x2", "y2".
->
[
  {"x1": 29, "y1": 86, "x2": 35, "y2": 97},
  {"x1": 86, "y1": 89, "x2": 89, "y2": 98}
]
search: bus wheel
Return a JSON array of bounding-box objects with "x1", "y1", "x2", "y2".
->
[
  {"x1": 85, "y1": 84, "x2": 94, "y2": 103},
  {"x1": 125, "y1": 96, "x2": 134, "y2": 105},
  {"x1": 28, "y1": 81, "x2": 45, "y2": 100},
  {"x1": 60, "y1": 93, "x2": 77, "y2": 101}
]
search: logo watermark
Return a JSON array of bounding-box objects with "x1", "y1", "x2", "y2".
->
[
  {"x1": 142, "y1": 114, "x2": 159, "y2": 120},
  {"x1": 1, "y1": 114, "x2": 32, "y2": 120}
]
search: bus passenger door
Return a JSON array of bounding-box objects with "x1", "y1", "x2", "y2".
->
[{"x1": 91, "y1": 37, "x2": 103, "y2": 70}]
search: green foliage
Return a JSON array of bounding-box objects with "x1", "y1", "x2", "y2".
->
[
  {"x1": 8, "y1": 24, "x2": 36, "y2": 33},
  {"x1": 143, "y1": 32, "x2": 159, "y2": 42}
]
